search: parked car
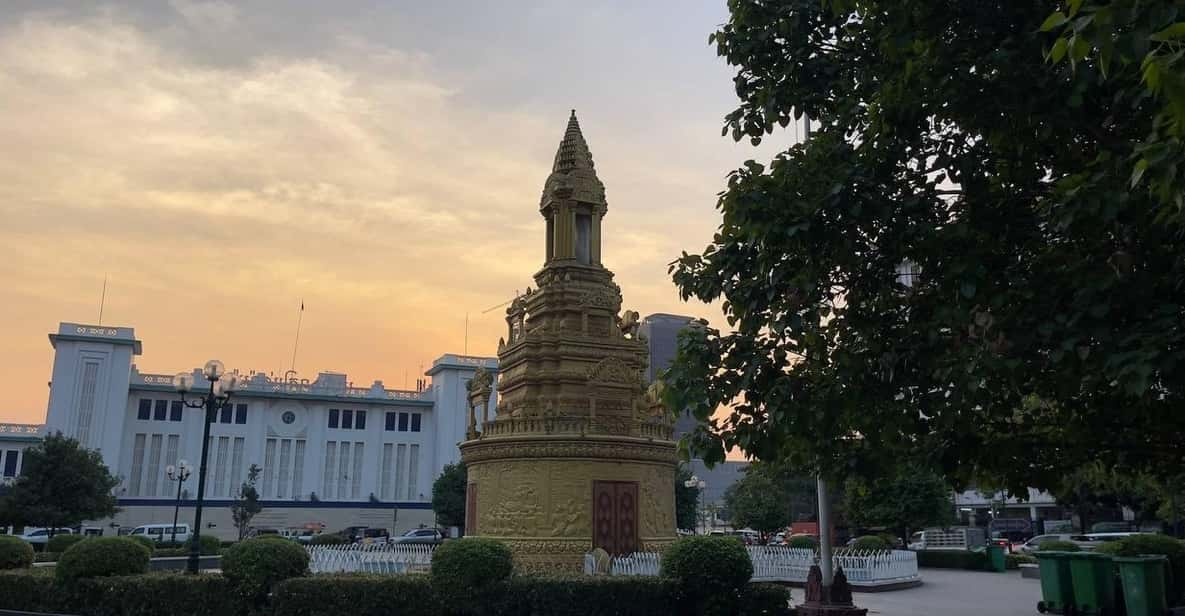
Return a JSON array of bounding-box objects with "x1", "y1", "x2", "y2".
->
[
  {"x1": 1083, "y1": 532, "x2": 1150, "y2": 544},
  {"x1": 18, "y1": 528, "x2": 74, "y2": 549},
  {"x1": 129, "y1": 523, "x2": 191, "y2": 543},
  {"x1": 391, "y1": 528, "x2": 444, "y2": 545},
  {"x1": 1018, "y1": 533, "x2": 1094, "y2": 553}
]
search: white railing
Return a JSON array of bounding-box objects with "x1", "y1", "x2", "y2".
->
[
  {"x1": 306, "y1": 543, "x2": 434, "y2": 574},
  {"x1": 583, "y1": 547, "x2": 919, "y2": 587}
]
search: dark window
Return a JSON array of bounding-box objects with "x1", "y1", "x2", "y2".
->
[
  {"x1": 169, "y1": 401, "x2": 183, "y2": 422},
  {"x1": 219, "y1": 403, "x2": 232, "y2": 424},
  {"x1": 341, "y1": 409, "x2": 353, "y2": 430},
  {"x1": 356, "y1": 410, "x2": 366, "y2": 430},
  {"x1": 2, "y1": 451, "x2": 18, "y2": 477},
  {"x1": 234, "y1": 404, "x2": 247, "y2": 424},
  {"x1": 328, "y1": 409, "x2": 339, "y2": 429},
  {"x1": 137, "y1": 399, "x2": 152, "y2": 420},
  {"x1": 398, "y1": 412, "x2": 409, "y2": 432},
  {"x1": 410, "y1": 413, "x2": 421, "y2": 432},
  {"x1": 385, "y1": 412, "x2": 396, "y2": 431},
  {"x1": 154, "y1": 400, "x2": 169, "y2": 421}
]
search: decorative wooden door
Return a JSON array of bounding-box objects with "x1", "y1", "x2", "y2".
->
[
  {"x1": 465, "y1": 483, "x2": 477, "y2": 534},
  {"x1": 592, "y1": 480, "x2": 639, "y2": 555}
]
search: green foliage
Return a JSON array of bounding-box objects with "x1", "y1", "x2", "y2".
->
[
  {"x1": 843, "y1": 466, "x2": 953, "y2": 542},
  {"x1": 664, "y1": 0, "x2": 1185, "y2": 494},
  {"x1": 55, "y1": 536, "x2": 150, "y2": 582},
  {"x1": 0, "y1": 433, "x2": 120, "y2": 530},
  {"x1": 787, "y1": 535, "x2": 817, "y2": 550},
  {"x1": 1038, "y1": 540, "x2": 1082, "y2": 552},
  {"x1": 0, "y1": 570, "x2": 235, "y2": 616},
  {"x1": 1006, "y1": 553, "x2": 1038, "y2": 569},
  {"x1": 47, "y1": 534, "x2": 86, "y2": 553},
  {"x1": 431, "y1": 462, "x2": 467, "y2": 529},
  {"x1": 128, "y1": 535, "x2": 156, "y2": 551},
  {"x1": 430, "y1": 537, "x2": 513, "y2": 613},
  {"x1": 849, "y1": 535, "x2": 890, "y2": 551},
  {"x1": 740, "y1": 583, "x2": 794, "y2": 615},
  {"x1": 0, "y1": 535, "x2": 33, "y2": 569},
  {"x1": 915, "y1": 550, "x2": 990, "y2": 570},
  {"x1": 723, "y1": 466, "x2": 792, "y2": 534},
  {"x1": 220, "y1": 536, "x2": 309, "y2": 608},
  {"x1": 191, "y1": 533, "x2": 222, "y2": 555},
  {"x1": 231, "y1": 464, "x2": 263, "y2": 541},
  {"x1": 661, "y1": 536, "x2": 754, "y2": 615},
  {"x1": 675, "y1": 463, "x2": 701, "y2": 531},
  {"x1": 34, "y1": 552, "x2": 59, "y2": 563},
  {"x1": 273, "y1": 575, "x2": 441, "y2": 616},
  {"x1": 309, "y1": 533, "x2": 345, "y2": 545},
  {"x1": 1095, "y1": 534, "x2": 1185, "y2": 603}
]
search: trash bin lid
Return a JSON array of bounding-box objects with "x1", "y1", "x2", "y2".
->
[{"x1": 1112, "y1": 555, "x2": 1168, "y2": 563}]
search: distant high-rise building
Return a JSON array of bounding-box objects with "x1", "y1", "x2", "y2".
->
[{"x1": 638, "y1": 313, "x2": 697, "y2": 439}]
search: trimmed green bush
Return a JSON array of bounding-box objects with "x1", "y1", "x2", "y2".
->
[
  {"x1": 56, "y1": 536, "x2": 150, "y2": 582},
  {"x1": 47, "y1": 534, "x2": 87, "y2": 553},
  {"x1": 190, "y1": 533, "x2": 223, "y2": 555},
  {"x1": 309, "y1": 533, "x2": 346, "y2": 545},
  {"x1": 1095, "y1": 534, "x2": 1185, "y2": 604},
  {"x1": 0, "y1": 535, "x2": 34, "y2": 569},
  {"x1": 661, "y1": 535, "x2": 754, "y2": 615},
  {"x1": 154, "y1": 547, "x2": 190, "y2": 558},
  {"x1": 128, "y1": 535, "x2": 156, "y2": 552},
  {"x1": 431, "y1": 537, "x2": 513, "y2": 614},
  {"x1": 916, "y1": 549, "x2": 990, "y2": 570},
  {"x1": 740, "y1": 583, "x2": 794, "y2": 615},
  {"x1": 221, "y1": 536, "x2": 310, "y2": 608},
  {"x1": 273, "y1": 575, "x2": 441, "y2": 616},
  {"x1": 849, "y1": 535, "x2": 890, "y2": 551},
  {"x1": 1006, "y1": 553, "x2": 1038, "y2": 569},
  {"x1": 1038, "y1": 540, "x2": 1081, "y2": 552},
  {"x1": 787, "y1": 535, "x2": 818, "y2": 549},
  {"x1": 0, "y1": 570, "x2": 234, "y2": 616}
]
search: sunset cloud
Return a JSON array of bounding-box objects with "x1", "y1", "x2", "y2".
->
[{"x1": 0, "y1": 3, "x2": 790, "y2": 421}]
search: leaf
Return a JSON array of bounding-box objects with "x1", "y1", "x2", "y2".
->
[
  {"x1": 1051, "y1": 37, "x2": 1068, "y2": 63},
  {"x1": 1150, "y1": 22, "x2": 1185, "y2": 42},
  {"x1": 1040, "y1": 11, "x2": 1068, "y2": 32},
  {"x1": 1131, "y1": 158, "x2": 1149, "y2": 188}
]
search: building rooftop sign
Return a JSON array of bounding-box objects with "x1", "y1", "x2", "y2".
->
[{"x1": 131, "y1": 368, "x2": 432, "y2": 403}]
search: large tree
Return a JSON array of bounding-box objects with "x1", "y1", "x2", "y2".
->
[
  {"x1": 723, "y1": 465, "x2": 793, "y2": 536},
  {"x1": 843, "y1": 466, "x2": 954, "y2": 544},
  {"x1": 0, "y1": 433, "x2": 119, "y2": 533},
  {"x1": 431, "y1": 463, "x2": 467, "y2": 530},
  {"x1": 664, "y1": 0, "x2": 1185, "y2": 494}
]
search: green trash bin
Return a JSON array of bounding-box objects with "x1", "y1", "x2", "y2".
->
[
  {"x1": 986, "y1": 544, "x2": 1007, "y2": 572},
  {"x1": 1114, "y1": 555, "x2": 1168, "y2": 616},
  {"x1": 1068, "y1": 552, "x2": 1117, "y2": 615},
  {"x1": 1036, "y1": 551, "x2": 1075, "y2": 614}
]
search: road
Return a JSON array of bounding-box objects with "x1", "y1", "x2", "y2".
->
[{"x1": 850, "y1": 568, "x2": 1041, "y2": 616}]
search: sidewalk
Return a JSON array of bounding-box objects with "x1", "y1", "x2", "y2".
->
[{"x1": 850, "y1": 568, "x2": 1040, "y2": 616}]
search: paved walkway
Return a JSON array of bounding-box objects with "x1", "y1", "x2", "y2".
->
[{"x1": 849, "y1": 568, "x2": 1041, "y2": 616}]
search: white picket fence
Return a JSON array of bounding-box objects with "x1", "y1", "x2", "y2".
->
[
  {"x1": 583, "y1": 547, "x2": 919, "y2": 587},
  {"x1": 306, "y1": 543, "x2": 435, "y2": 574}
]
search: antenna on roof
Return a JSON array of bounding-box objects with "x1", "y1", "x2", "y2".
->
[
  {"x1": 98, "y1": 274, "x2": 108, "y2": 325},
  {"x1": 289, "y1": 300, "x2": 305, "y2": 373}
]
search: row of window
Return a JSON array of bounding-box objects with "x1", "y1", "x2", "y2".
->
[
  {"x1": 328, "y1": 410, "x2": 422, "y2": 433},
  {"x1": 136, "y1": 400, "x2": 248, "y2": 425}
]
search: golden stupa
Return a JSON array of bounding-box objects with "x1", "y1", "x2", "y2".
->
[{"x1": 459, "y1": 111, "x2": 677, "y2": 572}]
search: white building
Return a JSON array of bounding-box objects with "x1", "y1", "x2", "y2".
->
[{"x1": 36, "y1": 322, "x2": 495, "y2": 538}]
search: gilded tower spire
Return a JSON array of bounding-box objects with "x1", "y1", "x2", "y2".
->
[{"x1": 541, "y1": 110, "x2": 607, "y2": 265}]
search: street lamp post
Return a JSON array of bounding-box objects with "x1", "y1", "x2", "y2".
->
[
  {"x1": 684, "y1": 475, "x2": 707, "y2": 534},
  {"x1": 165, "y1": 460, "x2": 191, "y2": 544},
  {"x1": 173, "y1": 360, "x2": 241, "y2": 574}
]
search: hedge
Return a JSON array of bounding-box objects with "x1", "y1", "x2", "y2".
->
[
  {"x1": 431, "y1": 538, "x2": 513, "y2": 614},
  {"x1": 662, "y1": 536, "x2": 754, "y2": 616},
  {"x1": 47, "y1": 534, "x2": 88, "y2": 553},
  {"x1": 56, "y1": 537, "x2": 151, "y2": 582},
  {"x1": 0, "y1": 535, "x2": 34, "y2": 570},
  {"x1": 916, "y1": 549, "x2": 990, "y2": 570},
  {"x1": 1095, "y1": 534, "x2": 1185, "y2": 605},
  {"x1": 0, "y1": 570, "x2": 235, "y2": 616},
  {"x1": 309, "y1": 534, "x2": 346, "y2": 546},
  {"x1": 221, "y1": 537, "x2": 310, "y2": 608},
  {"x1": 849, "y1": 535, "x2": 890, "y2": 551},
  {"x1": 0, "y1": 569, "x2": 794, "y2": 616},
  {"x1": 787, "y1": 535, "x2": 818, "y2": 549}
]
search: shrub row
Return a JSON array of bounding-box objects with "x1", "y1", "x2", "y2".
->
[
  {"x1": 0, "y1": 570, "x2": 236, "y2": 616},
  {"x1": 0, "y1": 535, "x2": 34, "y2": 570}
]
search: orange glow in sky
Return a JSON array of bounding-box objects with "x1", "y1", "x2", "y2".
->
[{"x1": 0, "y1": 2, "x2": 794, "y2": 423}]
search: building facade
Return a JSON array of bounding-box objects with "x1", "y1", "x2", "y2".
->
[{"x1": 37, "y1": 322, "x2": 496, "y2": 538}]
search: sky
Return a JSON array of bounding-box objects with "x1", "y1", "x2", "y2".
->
[{"x1": 0, "y1": 1, "x2": 797, "y2": 423}]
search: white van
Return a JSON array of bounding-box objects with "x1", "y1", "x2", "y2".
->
[{"x1": 129, "y1": 523, "x2": 190, "y2": 544}]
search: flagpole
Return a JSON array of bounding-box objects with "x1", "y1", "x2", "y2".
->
[
  {"x1": 98, "y1": 275, "x2": 108, "y2": 325},
  {"x1": 290, "y1": 301, "x2": 304, "y2": 373}
]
